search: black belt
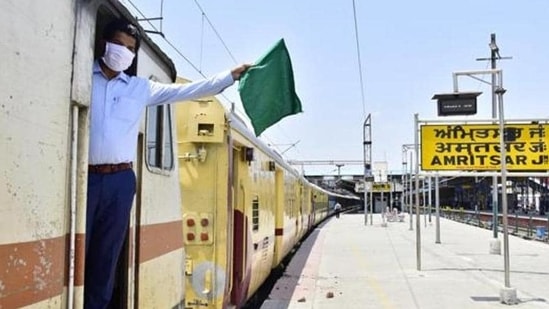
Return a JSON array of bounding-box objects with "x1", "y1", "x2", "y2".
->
[{"x1": 88, "y1": 162, "x2": 133, "y2": 174}]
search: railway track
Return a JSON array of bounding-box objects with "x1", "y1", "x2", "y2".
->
[{"x1": 440, "y1": 208, "x2": 549, "y2": 242}]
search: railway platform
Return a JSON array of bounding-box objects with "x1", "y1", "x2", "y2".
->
[{"x1": 261, "y1": 213, "x2": 549, "y2": 308}]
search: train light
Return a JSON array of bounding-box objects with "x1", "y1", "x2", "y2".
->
[
  {"x1": 203, "y1": 269, "x2": 212, "y2": 294},
  {"x1": 268, "y1": 161, "x2": 276, "y2": 171},
  {"x1": 200, "y1": 233, "x2": 209, "y2": 241},
  {"x1": 187, "y1": 233, "x2": 195, "y2": 241},
  {"x1": 187, "y1": 218, "x2": 195, "y2": 227},
  {"x1": 201, "y1": 218, "x2": 209, "y2": 227},
  {"x1": 242, "y1": 147, "x2": 254, "y2": 163},
  {"x1": 185, "y1": 258, "x2": 193, "y2": 276},
  {"x1": 198, "y1": 145, "x2": 208, "y2": 162}
]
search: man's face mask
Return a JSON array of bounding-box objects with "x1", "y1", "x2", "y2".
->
[{"x1": 102, "y1": 42, "x2": 135, "y2": 72}]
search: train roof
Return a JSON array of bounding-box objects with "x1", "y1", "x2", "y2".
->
[
  {"x1": 228, "y1": 111, "x2": 304, "y2": 178},
  {"x1": 309, "y1": 182, "x2": 361, "y2": 200},
  {"x1": 228, "y1": 112, "x2": 360, "y2": 201}
]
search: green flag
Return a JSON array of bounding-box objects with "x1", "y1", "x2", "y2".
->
[{"x1": 238, "y1": 39, "x2": 302, "y2": 136}]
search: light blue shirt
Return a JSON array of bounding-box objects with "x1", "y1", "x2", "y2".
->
[{"x1": 89, "y1": 61, "x2": 234, "y2": 165}]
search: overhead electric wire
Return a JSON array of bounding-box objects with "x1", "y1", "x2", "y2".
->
[
  {"x1": 126, "y1": 0, "x2": 244, "y2": 110},
  {"x1": 187, "y1": 0, "x2": 302, "y2": 154},
  {"x1": 351, "y1": 0, "x2": 367, "y2": 118},
  {"x1": 126, "y1": 0, "x2": 204, "y2": 77},
  {"x1": 126, "y1": 0, "x2": 305, "y2": 156},
  {"x1": 199, "y1": 13, "x2": 205, "y2": 72},
  {"x1": 192, "y1": 0, "x2": 238, "y2": 65}
]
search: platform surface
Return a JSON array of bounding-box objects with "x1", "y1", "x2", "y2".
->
[{"x1": 261, "y1": 213, "x2": 549, "y2": 308}]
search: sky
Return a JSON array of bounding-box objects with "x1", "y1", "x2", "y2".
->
[{"x1": 124, "y1": 0, "x2": 549, "y2": 177}]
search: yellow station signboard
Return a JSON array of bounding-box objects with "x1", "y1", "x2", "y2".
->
[
  {"x1": 372, "y1": 182, "x2": 391, "y2": 192},
  {"x1": 421, "y1": 123, "x2": 549, "y2": 171}
]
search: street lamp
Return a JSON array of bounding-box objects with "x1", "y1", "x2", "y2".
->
[
  {"x1": 401, "y1": 150, "x2": 408, "y2": 214},
  {"x1": 388, "y1": 175, "x2": 393, "y2": 211},
  {"x1": 434, "y1": 68, "x2": 516, "y2": 304},
  {"x1": 335, "y1": 163, "x2": 344, "y2": 180},
  {"x1": 363, "y1": 114, "x2": 373, "y2": 226},
  {"x1": 402, "y1": 144, "x2": 416, "y2": 231},
  {"x1": 476, "y1": 34, "x2": 512, "y2": 242},
  {"x1": 448, "y1": 70, "x2": 503, "y2": 252}
]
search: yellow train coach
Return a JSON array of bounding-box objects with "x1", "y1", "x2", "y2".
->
[{"x1": 176, "y1": 97, "x2": 350, "y2": 308}]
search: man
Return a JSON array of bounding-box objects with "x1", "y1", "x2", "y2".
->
[
  {"x1": 334, "y1": 202, "x2": 342, "y2": 218},
  {"x1": 85, "y1": 19, "x2": 250, "y2": 308}
]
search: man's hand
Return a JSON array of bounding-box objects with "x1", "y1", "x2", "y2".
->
[{"x1": 231, "y1": 64, "x2": 252, "y2": 81}]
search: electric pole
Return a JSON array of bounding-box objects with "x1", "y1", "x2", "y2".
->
[{"x1": 476, "y1": 33, "x2": 512, "y2": 241}]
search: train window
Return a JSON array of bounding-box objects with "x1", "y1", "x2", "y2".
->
[
  {"x1": 145, "y1": 82, "x2": 174, "y2": 172},
  {"x1": 252, "y1": 196, "x2": 259, "y2": 232}
]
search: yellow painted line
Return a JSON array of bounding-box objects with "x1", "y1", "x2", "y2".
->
[{"x1": 350, "y1": 237, "x2": 395, "y2": 309}]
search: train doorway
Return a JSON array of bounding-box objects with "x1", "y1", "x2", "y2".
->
[
  {"x1": 230, "y1": 146, "x2": 250, "y2": 307},
  {"x1": 93, "y1": 8, "x2": 137, "y2": 308},
  {"x1": 107, "y1": 134, "x2": 142, "y2": 308}
]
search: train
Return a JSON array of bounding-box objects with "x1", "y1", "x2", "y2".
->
[
  {"x1": 0, "y1": 1, "x2": 358, "y2": 308},
  {"x1": 175, "y1": 87, "x2": 361, "y2": 308}
]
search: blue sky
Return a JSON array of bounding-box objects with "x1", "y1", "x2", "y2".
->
[{"x1": 126, "y1": 0, "x2": 549, "y2": 176}]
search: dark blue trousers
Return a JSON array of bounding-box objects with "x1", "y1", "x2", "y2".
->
[{"x1": 85, "y1": 169, "x2": 136, "y2": 309}]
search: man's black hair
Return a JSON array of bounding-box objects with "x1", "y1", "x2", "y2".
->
[{"x1": 102, "y1": 19, "x2": 141, "y2": 50}]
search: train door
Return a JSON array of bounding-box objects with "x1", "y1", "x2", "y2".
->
[
  {"x1": 107, "y1": 133, "x2": 140, "y2": 309},
  {"x1": 225, "y1": 136, "x2": 235, "y2": 303},
  {"x1": 93, "y1": 9, "x2": 136, "y2": 308},
  {"x1": 293, "y1": 182, "x2": 299, "y2": 239},
  {"x1": 310, "y1": 192, "x2": 316, "y2": 226},
  {"x1": 303, "y1": 187, "x2": 314, "y2": 231},
  {"x1": 273, "y1": 168, "x2": 284, "y2": 266},
  {"x1": 230, "y1": 146, "x2": 251, "y2": 307},
  {"x1": 297, "y1": 184, "x2": 303, "y2": 236},
  {"x1": 131, "y1": 133, "x2": 143, "y2": 307}
]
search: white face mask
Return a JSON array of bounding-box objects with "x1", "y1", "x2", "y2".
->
[{"x1": 102, "y1": 42, "x2": 135, "y2": 72}]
